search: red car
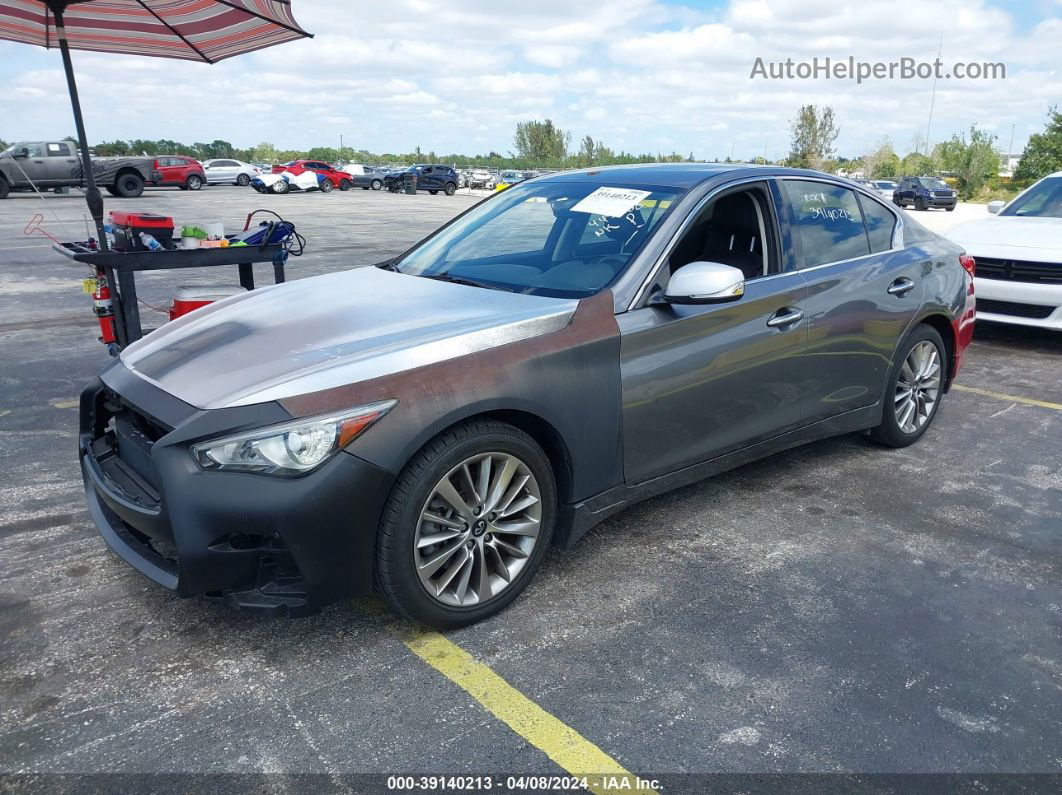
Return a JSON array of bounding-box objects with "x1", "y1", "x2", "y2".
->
[
  {"x1": 273, "y1": 160, "x2": 354, "y2": 190},
  {"x1": 152, "y1": 156, "x2": 206, "y2": 191}
]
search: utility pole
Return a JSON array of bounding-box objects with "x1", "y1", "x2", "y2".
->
[
  {"x1": 1006, "y1": 123, "x2": 1015, "y2": 173},
  {"x1": 763, "y1": 137, "x2": 768, "y2": 164},
  {"x1": 924, "y1": 36, "x2": 943, "y2": 156}
]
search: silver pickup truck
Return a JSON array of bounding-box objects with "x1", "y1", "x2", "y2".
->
[{"x1": 0, "y1": 141, "x2": 159, "y2": 199}]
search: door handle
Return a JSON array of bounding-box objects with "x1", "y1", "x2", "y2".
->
[
  {"x1": 887, "y1": 277, "x2": 915, "y2": 297},
  {"x1": 766, "y1": 307, "x2": 804, "y2": 329}
]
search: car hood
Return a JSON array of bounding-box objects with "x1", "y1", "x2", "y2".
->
[
  {"x1": 119, "y1": 267, "x2": 579, "y2": 410},
  {"x1": 946, "y1": 216, "x2": 1062, "y2": 261}
]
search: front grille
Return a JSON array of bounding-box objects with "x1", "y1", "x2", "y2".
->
[
  {"x1": 976, "y1": 257, "x2": 1062, "y2": 284},
  {"x1": 977, "y1": 299, "x2": 1055, "y2": 319}
]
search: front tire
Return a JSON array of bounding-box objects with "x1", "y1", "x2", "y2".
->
[
  {"x1": 376, "y1": 419, "x2": 556, "y2": 628},
  {"x1": 915, "y1": 196, "x2": 927, "y2": 211},
  {"x1": 339, "y1": 179, "x2": 352, "y2": 191},
  {"x1": 371, "y1": 178, "x2": 382, "y2": 190},
  {"x1": 0, "y1": 177, "x2": 9, "y2": 200},
  {"x1": 272, "y1": 179, "x2": 289, "y2": 194},
  {"x1": 429, "y1": 189, "x2": 439, "y2": 195},
  {"x1": 871, "y1": 325, "x2": 946, "y2": 448}
]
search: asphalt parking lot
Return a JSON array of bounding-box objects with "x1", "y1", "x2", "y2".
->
[{"x1": 1, "y1": 186, "x2": 1060, "y2": 788}]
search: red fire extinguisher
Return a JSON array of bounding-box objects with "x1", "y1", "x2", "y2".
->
[{"x1": 92, "y1": 267, "x2": 117, "y2": 346}]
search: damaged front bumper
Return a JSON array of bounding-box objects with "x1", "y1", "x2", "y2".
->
[{"x1": 79, "y1": 362, "x2": 395, "y2": 616}]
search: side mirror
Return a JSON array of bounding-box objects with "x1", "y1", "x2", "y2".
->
[
  {"x1": 987, "y1": 200, "x2": 1005, "y2": 214},
  {"x1": 15, "y1": 147, "x2": 29, "y2": 158},
  {"x1": 662, "y1": 261, "x2": 746, "y2": 305}
]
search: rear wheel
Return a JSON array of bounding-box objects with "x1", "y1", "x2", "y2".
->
[
  {"x1": 319, "y1": 179, "x2": 333, "y2": 193},
  {"x1": 185, "y1": 174, "x2": 203, "y2": 191},
  {"x1": 236, "y1": 173, "x2": 251, "y2": 186},
  {"x1": 444, "y1": 181, "x2": 457, "y2": 196},
  {"x1": 871, "y1": 325, "x2": 946, "y2": 448},
  {"x1": 114, "y1": 172, "x2": 144, "y2": 198},
  {"x1": 376, "y1": 419, "x2": 556, "y2": 628},
  {"x1": 339, "y1": 179, "x2": 352, "y2": 191}
]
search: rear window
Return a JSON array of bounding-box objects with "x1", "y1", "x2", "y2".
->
[
  {"x1": 858, "y1": 195, "x2": 897, "y2": 253},
  {"x1": 783, "y1": 180, "x2": 871, "y2": 267}
]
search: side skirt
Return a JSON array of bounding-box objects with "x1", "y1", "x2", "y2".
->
[{"x1": 554, "y1": 403, "x2": 881, "y2": 548}]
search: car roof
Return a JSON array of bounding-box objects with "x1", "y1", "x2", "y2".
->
[{"x1": 534, "y1": 162, "x2": 848, "y2": 189}]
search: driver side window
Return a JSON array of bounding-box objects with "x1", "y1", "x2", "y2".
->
[{"x1": 666, "y1": 184, "x2": 780, "y2": 281}]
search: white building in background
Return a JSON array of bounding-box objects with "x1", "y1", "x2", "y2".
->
[{"x1": 1000, "y1": 153, "x2": 1022, "y2": 177}]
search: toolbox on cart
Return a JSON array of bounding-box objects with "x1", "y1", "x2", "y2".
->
[{"x1": 108, "y1": 211, "x2": 175, "y2": 251}]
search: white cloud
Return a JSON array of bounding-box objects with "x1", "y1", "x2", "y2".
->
[{"x1": 0, "y1": 0, "x2": 1057, "y2": 159}]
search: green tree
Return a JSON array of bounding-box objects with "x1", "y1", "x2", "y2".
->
[
  {"x1": 787, "y1": 104, "x2": 839, "y2": 170},
  {"x1": 250, "y1": 141, "x2": 279, "y2": 163},
  {"x1": 513, "y1": 119, "x2": 570, "y2": 164},
  {"x1": 1014, "y1": 106, "x2": 1062, "y2": 182},
  {"x1": 861, "y1": 138, "x2": 901, "y2": 179},
  {"x1": 578, "y1": 135, "x2": 595, "y2": 166},
  {"x1": 307, "y1": 146, "x2": 339, "y2": 162},
  {"x1": 901, "y1": 151, "x2": 935, "y2": 176},
  {"x1": 933, "y1": 125, "x2": 1000, "y2": 199}
]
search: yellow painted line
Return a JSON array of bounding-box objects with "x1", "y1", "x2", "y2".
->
[
  {"x1": 398, "y1": 627, "x2": 658, "y2": 795},
  {"x1": 52, "y1": 399, "x2": 79, "y2": 410},
  {"x1": 953, "y1": 384, "x2": 1062, "y2": 412}
]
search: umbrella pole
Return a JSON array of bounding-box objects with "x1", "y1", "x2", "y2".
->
[{"x1": 50, "y1": 2, "x2": 108, "y2": 253}]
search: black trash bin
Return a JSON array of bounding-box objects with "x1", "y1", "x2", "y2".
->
[{"x1": 403, "y1": 172, "x2": 417, "y2": 195}]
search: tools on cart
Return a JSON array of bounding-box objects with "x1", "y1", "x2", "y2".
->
[{"x1": 54, "y1": 208, "x2": 305, "y2": 354}]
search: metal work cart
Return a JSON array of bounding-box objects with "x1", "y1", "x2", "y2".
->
[{"x1": 54, "y1": 242, "x2": 288, "y2": 349}]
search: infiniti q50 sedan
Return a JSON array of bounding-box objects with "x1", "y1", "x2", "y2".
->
[{"x1": 79, "y1": 164, "x2": 975, "y2": 628}]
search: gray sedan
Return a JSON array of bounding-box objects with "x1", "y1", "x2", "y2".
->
[{"x1": 79, "y1": 163, "x2": 975, "y2": 627}]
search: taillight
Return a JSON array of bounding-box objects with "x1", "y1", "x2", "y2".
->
[{"x1": 959, "y1": 254, "x2": 976, "y2": 277}]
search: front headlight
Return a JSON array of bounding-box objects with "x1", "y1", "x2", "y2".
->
[{"x1": 191, "y1": 400, "x2": 396, "y2": 477}]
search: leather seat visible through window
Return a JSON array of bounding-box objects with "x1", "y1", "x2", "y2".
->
[{"x1": 700, "y1": 192, "x2": 765, "y2": 279}]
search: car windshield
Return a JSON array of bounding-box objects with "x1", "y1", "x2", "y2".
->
[
  {"x1": 922, "y1": 178, "x2": 949, "y2": 190},
  {"x1": 1000, "y1": 177, "x2": 1062, "y2": 218},
  {"x1": 392, "y1": 181, "x2": 685, "y2": 298},
  {"x1": 876, "y1": 181, "x2": 896, "y2": 189}
]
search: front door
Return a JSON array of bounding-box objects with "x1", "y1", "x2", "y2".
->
[
  {"x1": 14, "y1": 143, "x2": 49, "y2": 186},
  {"x1": 619, "y1": 181, "x2": 809, "y2": 484}
]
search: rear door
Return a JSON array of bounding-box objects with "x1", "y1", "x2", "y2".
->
[
  {"x1": 45, "y1": 142, "x2": 77, "y2": 185},
  {"x1": 778, "y1": 178, "x2": 923, "y2": 422}
]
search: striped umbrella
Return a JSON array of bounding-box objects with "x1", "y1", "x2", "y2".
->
[{"x1": 0, "y1": 0, "x2": 312, "y2": 248}]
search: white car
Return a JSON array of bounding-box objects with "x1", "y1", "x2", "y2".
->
[
  {"x1": 870, "y1": 180, "x2": 898, "y2": 201},
  {"x1": 946, "y1": 172, "x2": 1062, "y2": 330},
  {"x1": 202, "y1": 158, "x2": 261, "y2": 186}
]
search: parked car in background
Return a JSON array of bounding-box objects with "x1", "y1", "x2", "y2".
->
[
  {"x1": 152, "y1": 156, "x2": 206, "y2": 191},
  {"x1": 893, "y1": 176, "x2": 957, "y2": 211},
  {"x1": 80, "y1": 164, "x2": 974, "y2": 627},
  {"x1": 336, "y1": 163, "x2": 384, "y2": 190},
  {"x1": 383, "y1": 164, "x2": 460, "y2": 195},
  {"x1": 0, "y1": 140, "x2": 158, "y2": 198},
  {"x1": 870, "y1": 180, "x2": 898, "y2": 200},
  {"x1": 202, "y1": 159, "x2": 261, "y2": 186},
  {"x1": 468, "y1": 168, "x2": 496, "y2": 189},
  {"x1": 495, "y1": 170, "x2": 529, "y2": 191},
  {"x1": 273, "y1": 160, "x2": 354, "y2": 190},
  {"x1": 945, "y1": 172, "x2": 1062, "y2": 330}
]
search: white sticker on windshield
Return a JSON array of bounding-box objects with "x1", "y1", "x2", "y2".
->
[{"x1": 571, "y1": 187, "x2": 652, "y2": 218}]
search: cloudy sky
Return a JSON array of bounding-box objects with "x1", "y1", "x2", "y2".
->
[{"x1": 1, "y1": 0, "x2": 1059, "y2": 160}]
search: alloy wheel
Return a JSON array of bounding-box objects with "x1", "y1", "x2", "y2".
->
[
  {"x1": 895, "y1": 341, "x2": 941, "y2": 434},
  {"x1": 414, "y1": 452, "x2": 542, "y2": 607}
]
